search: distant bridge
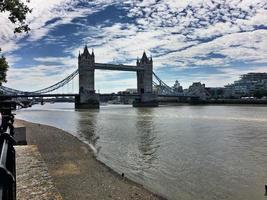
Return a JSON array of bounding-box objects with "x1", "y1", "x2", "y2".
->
[
  {"x1": 0, "y1": 73, "x2": 184, "y2": 98},
  {"x1": 0, "y1": 46, "x2": 193, "y2": 108},
  {"x1": 0, "y1": 69, "x2": 184, "y2": 98},
  {"x1": 1, "y1": 93, "x2": 192, "y2": 99}
]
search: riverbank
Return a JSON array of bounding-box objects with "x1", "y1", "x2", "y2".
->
[
  {"x1": 15, "y1": 119, "x2": 164, "y2": 200},
  {"x1": 201, "y1": 99, "x2": 267, "y2": 104},
  {"x1": 159, "y1": 99, "x2": 267, "y2": 105}
]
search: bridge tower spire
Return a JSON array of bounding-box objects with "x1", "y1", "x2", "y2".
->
[{"x1": 76, "y1": 46, "x2": 99, "y2": 109}]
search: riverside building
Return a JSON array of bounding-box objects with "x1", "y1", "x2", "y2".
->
[{"x1": 225, "y1": 73, "x2": 267, "y2": 98}]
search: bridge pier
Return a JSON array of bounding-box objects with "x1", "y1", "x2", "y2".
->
[
  {"x1": 133, "y1": 93, "x2": 158, "y2": 107},
  {"x1": 74, "y1": 93, "x2": 99, "y2": 109}
]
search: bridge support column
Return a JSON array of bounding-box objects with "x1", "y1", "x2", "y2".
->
[
  {"x1": 75, "y1": 46, "x2": 99, "y2": 109},
  {"x1": 133, "y1": 52, "x2": 158, "y2": 107},
  {"x1": 75, "y1": 93, "x2": 99, "y2": 109},
  {"x1": 133, "y1": 93, "x2": 158, "y2": 107}
]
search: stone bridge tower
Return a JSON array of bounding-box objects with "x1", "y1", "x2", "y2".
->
[
  {"x1": 135, "y1": 52, "x2": 158, "y2": 107},
  {"x1": 75, "y1": 47, "x2": 158, "y2": 109},
  {"x1": 75, "y1": 46, "x2": 99, "y2": 109}
]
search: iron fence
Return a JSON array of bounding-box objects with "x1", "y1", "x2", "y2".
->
[{"x1": 0, "y1": 100, "x2": 16, "y2": 200}]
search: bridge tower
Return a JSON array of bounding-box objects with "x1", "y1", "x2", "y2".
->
[
  {"x1": 75, "y1": 46, "x2": 99, "y2": 109},
  {"x1": 134, "y1": 52, "x2": 158, "y2": 107}
]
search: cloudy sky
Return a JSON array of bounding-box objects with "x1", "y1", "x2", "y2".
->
[{"x1": 0, "y1": 0, "x2": 266, "y2": 93}]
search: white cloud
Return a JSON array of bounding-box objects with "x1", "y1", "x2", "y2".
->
[
  {"x1": 0, "y1": 0, "x2": 118, "y2": 53},
  {"x1": 1, "y1": 0, "x2": 267, "y2": 92},
  {"x1": 155, "y1": 29, "x2": 267, "y2": 69},
  {"x1": 65, "y1": 0, "x2": 267, "y2": 72},
  {"x1": 34, "y1": 56, "x2": 76, "y2": 66}
]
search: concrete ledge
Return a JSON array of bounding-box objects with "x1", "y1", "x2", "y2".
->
[{"x1": 15, "y1": 145, "x2": 62, "y2": 200}]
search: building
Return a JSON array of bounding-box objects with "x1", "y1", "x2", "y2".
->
[
  {"x1": 224, "y1": 73, "x2": 267, "y2": 98},
  {"x1": 117, "y1": 89, "x2": 137, "y2": 104},
  {"x1": 125, "y1": 88, "x2": 137, "y2": 94},
  {"x1": 186, "y1": 82, "x2": 211, "y2": 100},
  {"x1": 172, "y1": 80, "x2": 183, "y2": 93},
  {"x1": 206, "y1": 87, "x2": 225, "y2": 99}
]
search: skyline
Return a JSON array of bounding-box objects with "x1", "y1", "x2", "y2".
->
[{"x1": 0, "y1": 0, "x2": 267, "y2": 93}]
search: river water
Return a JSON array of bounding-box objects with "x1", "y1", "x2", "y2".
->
[{"x1": 16, "y1": 103, "x2": 267, "y2": 200}]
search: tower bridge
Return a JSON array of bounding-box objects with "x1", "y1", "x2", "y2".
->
[
  {"x1": 0, "y1": 46, "x2": 191, "y2": 109},
  {"x1": 77, "y1": 46, "x2": 157, "y2": 108}
]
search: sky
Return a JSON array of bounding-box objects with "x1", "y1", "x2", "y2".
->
[{"x1": 0, "y1": 0, "x2": 267, "y2": 93}]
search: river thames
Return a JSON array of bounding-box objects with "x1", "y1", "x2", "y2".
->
[{"x1": 16, "y1": 103, "x2": 267, "y2": 200}]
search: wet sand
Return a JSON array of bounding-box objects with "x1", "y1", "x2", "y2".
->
[{"x1": 15, "y1": 119, "x2": 164, "y2": 200}]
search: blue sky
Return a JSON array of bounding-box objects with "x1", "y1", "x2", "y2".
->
[{"x1": 0, "y1": 0, "x2": 267, "y2": 93}]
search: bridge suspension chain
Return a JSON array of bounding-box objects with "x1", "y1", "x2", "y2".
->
[
  {"x1": 33, "y1": 69, "x2": 78, "y2": 94},
  {"x1": 0, "y1": 68, "x2": 181, "y2": 96},
  {"x1": 152, "y1": 72, "x2": 181, "y2": 96},
  {"x1": 0, "y1": 69, "x2": 78, "y2": 95}
]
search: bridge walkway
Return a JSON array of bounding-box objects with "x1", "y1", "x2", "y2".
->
[{"x1": 95, "y1": 63, "x2": 144, "y2": 71}]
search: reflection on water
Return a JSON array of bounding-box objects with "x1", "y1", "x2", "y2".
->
[
  {"x1": 77, "y1": 112, "x2": 95, "y2": 141},
  {"x1": 16, "y1": 103, "x2": 267, "y2": 200},
  {"x1": 76, "y1": 110, "x2": 100, "y2": 150},
  {"x1": 134, "y1": 108, "x2": 159, "y2": 177}
]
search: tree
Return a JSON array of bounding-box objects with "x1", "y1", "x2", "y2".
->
[
  {"x1": 0, "y1": 51, "x2": 8, "y2": 84},
  {"x1": 0, "y1": 0, "x2": 32, "y2": 33},
  {"x1": 0, "y1": 0, "x2": 31, "y2": 85}
]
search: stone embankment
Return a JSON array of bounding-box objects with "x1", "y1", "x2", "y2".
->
[{"x1": 15, "y1": 120, "x2": 163, "y2": 200}]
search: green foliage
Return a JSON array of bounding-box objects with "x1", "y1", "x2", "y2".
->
[
  {"x1": 0, "y1": 49, "x2": 9, "y2": 85},
  {"x1": 0, "y1": 0, "x2": 31, "y2": 84},
  {"x1": 0, "y1": 0, "x2": 32, "y2": 33}
]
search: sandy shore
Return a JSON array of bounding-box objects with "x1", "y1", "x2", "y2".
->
[{"x1": 15, "y1": 119, "x2": 164, "y2": 200}]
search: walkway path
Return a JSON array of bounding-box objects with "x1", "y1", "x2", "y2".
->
[{"x1": 16, "y1": 145, "x2": 62, "y2": 200}]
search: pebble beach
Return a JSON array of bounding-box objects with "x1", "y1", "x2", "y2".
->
[{"x1": 15, "y1": 119, "x2": 164, "y2": 200}]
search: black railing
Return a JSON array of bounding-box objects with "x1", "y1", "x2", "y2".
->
[{"x1": 0, "y1": 100, "x2": 16, "y2": 200}]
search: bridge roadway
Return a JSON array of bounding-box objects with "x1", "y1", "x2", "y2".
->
[
  {"x1": 95, "y1": 63, "x2": 144, "y2": 71},
  {"x1": 2, "y1": 93, "x2": 138, "y2": 98},
  {"x1": 2, "y1": 93, "x2": 191, "y2": 98}
]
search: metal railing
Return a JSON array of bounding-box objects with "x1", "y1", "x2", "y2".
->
[{"x1": 0, "y1": 100, "x2": 16, "y2": 200}]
